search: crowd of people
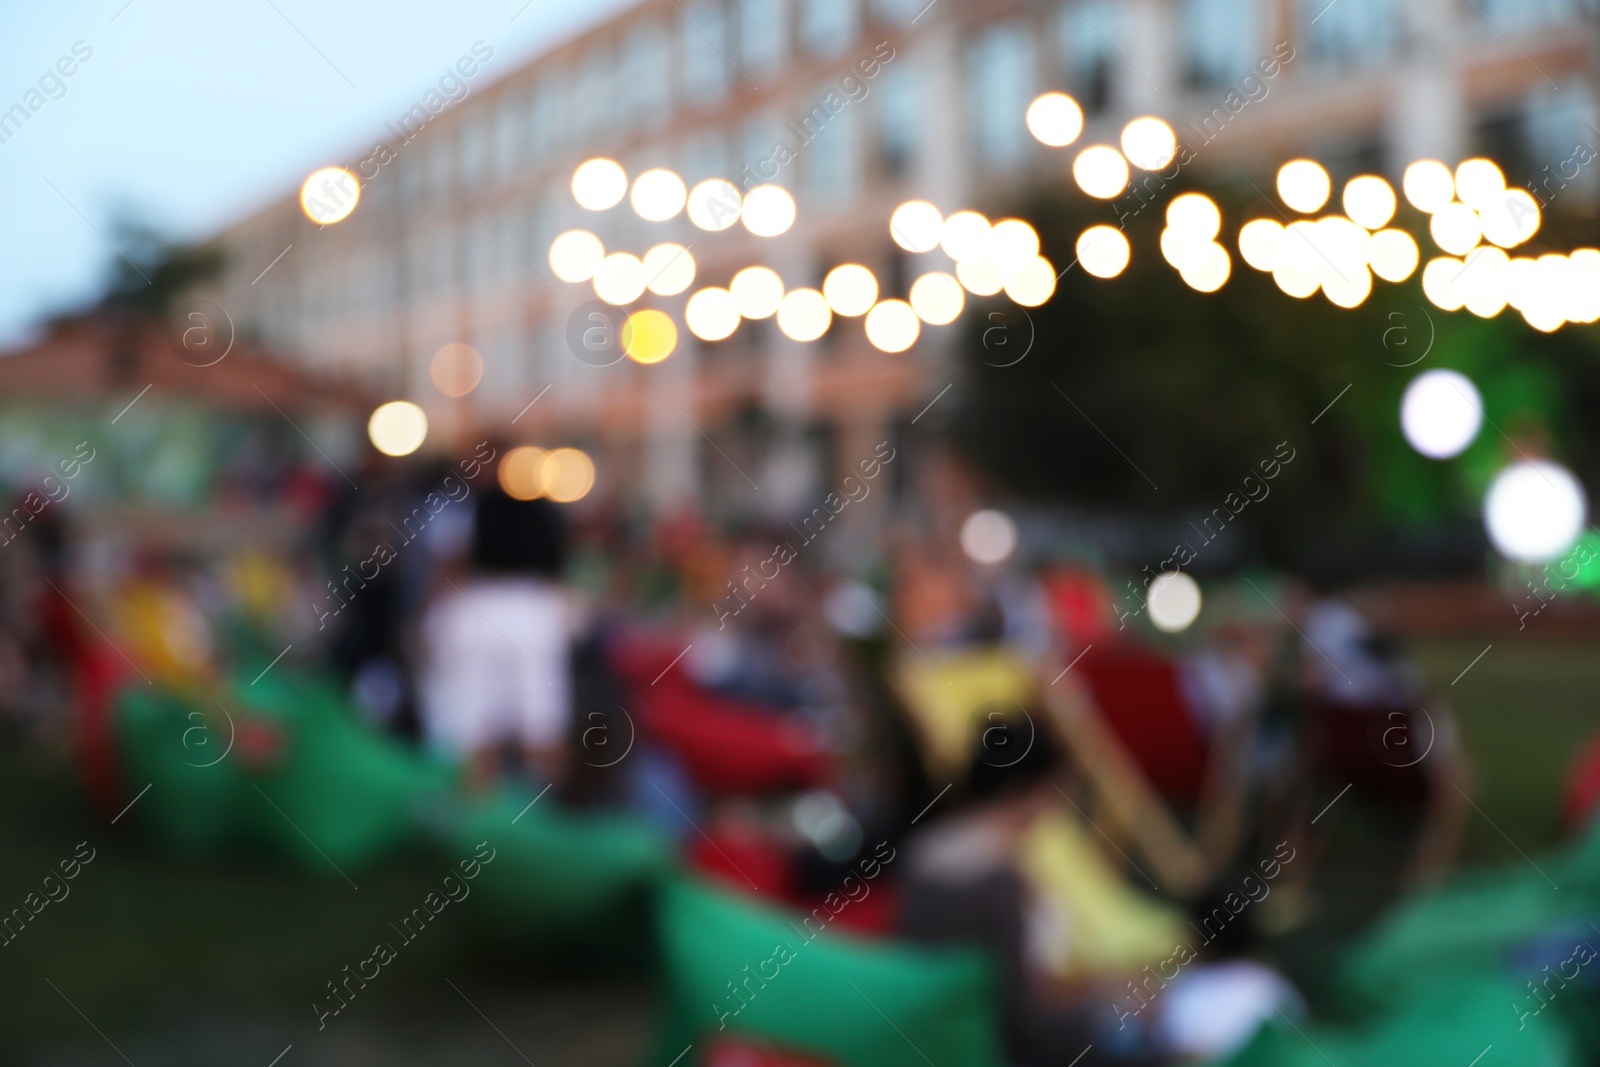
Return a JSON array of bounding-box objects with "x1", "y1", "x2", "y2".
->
[{"x1": 0, "y1": 443, "x2": 1483, "y2": 1066}]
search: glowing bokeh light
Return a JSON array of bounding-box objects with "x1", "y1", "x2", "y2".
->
[
  {"x1": 549, "y1": 230, "x2": 605, "y2": 282},
  {"x1": 593, "y1": 252, "x2": 647, "y2": 305},
  {"x1": 1343, "y1": 175, "x2": 1397, "y2": 230},
  {"x1": 1368, "y1": 228, "x2": 1420, "y2": 282},
  {"x1": 940, "y1": 211, "x2": 992, "y2": 262},
  {"x1": 685, "y1": 287, "x2": 741, "y2": 341},
  {"x1": 1421, "y1": 256, "x2": 1467, "y2": 311},
  {"x1": 909, "y1": 271, "x2": 965, "y2": 324},
  {"x1": 642, "y1": 242, "x2": 696, "y2": 296},
  {"x1": 622, "y1": 309, "x2": 678, "y2": 364},
  {"x1": 741, "y1": 184, "x2": 796, "y2": 237},
  {"x1": 1403, "y1": 160, "x2": 1455, "y2": 213},
  {"x1": 1003, "y1": 256, "x2": 1057, "y2": 306},
  {"x1": 1025, "y1": 92, "x2": 1084, "y2": 147},
  {"x1": 368, "y1": 401, "x2": 427, "y2": 457},
  {"x1": 990, "y1": 219, "x2": 1041, "y2": 273},
  {"x1": 1121, "y1": 116, "x2": 1177, "y2": 170},
  {"x1": 540, "y1": 448, "x2": 596, "y2": 504},
  {"x1": 498, "y1": 446, "x2": 547, "y2": 500},
  {"x1": 629, "y1": 168, "x2": 687, "y2": 221},
  {"x1": 1077, "y1": 225, "x2": 1131, "y2": 279},
  {"x1": 890, "y1": 200, "x2": 945, "y2": 253},
  {"x1": 1401, "y1": 369, "x2": 1483, "y2": 459},
  {"x1": 1166, "y1": 193, "x2": 1221, "y2": 239},
  {"x1": 687, "y1": 179, "x2": 742, "y2": 231},
  {"x1": 823, "y1": 264, "x2": 879, "y2": 317},
  {"x1": 1429, "y1": 202, "x2": 1482, "y2": 256},
  {"x1": 1148, "y1": 572, "x2": 1202, "y2": 632},
  {"x1": 776, "y1": 288, "x2": 833, "y2": 342},
  {"x1": 955, "y1": 256, "x2": 1006, "y2": 296},
  {"x1": 572, "y1": 158, "x2": 627, "y2": 210},
  {"x1": 959, "y1": 509, "x2": 1017, "y2": 565},
  {"x1": 1073, "y1": 145, "x2": 1130, "y2": 199},
  {"x1": 1180, "y1": 242, "x2": 1231, "y2": 293},
  {"x1": 1484, "y1": 460, "x2": 1587, "y2": 563},
  {"x1": 299, "y1": 167, "x2": 360, "y2": 224},
  {"x1": 429, "y1": 343, "x2": 483, "y2": 398},
  {"x1": 1480, "y1": 188, "x2": 1541, "y2": 249},
  {"x1": 1454, "y1": 158, "x2": 1506, "y2": 212},
  {"x1": 1277, "y1": 159, "x2": 1331, "y2": 213},
  {"x1": 1238, "y1": 219, "x2": 1285, "y2": 272},
  {"x1": 730, "y1": 266, "x2": 786, "y2": 319},
  {"x1": 864, "y1": 299, "x2": 920, "y2": 352}
]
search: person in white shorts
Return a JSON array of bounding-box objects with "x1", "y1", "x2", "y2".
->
[{"x1": 420, "y1": 488, "x2": 571, "y2": 788}]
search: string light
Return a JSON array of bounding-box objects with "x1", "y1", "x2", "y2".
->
[
  {"x1": 572, "y1": 158, "x2": 627, "y2": 210},
  {"x1": 909, "y1": 271, "x2": 965, "y2": 324},
  {"x1": 1277, "y1": 160, "x2": 1331, "y2": 213},
  {"x1": 1073, "y1": 146, "x2": 1130, "y2": 199},
  {"x1": 1077, "y1": 226, "x2": 1131, "y2": 279},
  {"x1": 1403, "y1": 160, "x2": 1455, "y2": 213},
  {"x1": 731, "y1": 266, "x2": 785, "y2": 319},
  {"x1": 1026, "y1": 92, "x2": 1084, "y2": 147}
]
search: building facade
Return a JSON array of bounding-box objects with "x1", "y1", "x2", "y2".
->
[{"x1": 198, "y1": 0, "x2": 1598, "y2": 518}]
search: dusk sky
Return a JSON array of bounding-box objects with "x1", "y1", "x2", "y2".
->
[{"x1": 0, "y1": 0, "x2": 632, "y2": 347}]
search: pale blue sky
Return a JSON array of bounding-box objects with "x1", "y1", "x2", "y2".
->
[{"x1": 0, "y1": 0, "x2": 633, "y2": 347}]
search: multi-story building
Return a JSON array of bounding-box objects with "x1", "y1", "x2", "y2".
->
[{"x1": 197, "y1": 0, "x2": 1598, "y2": 518}]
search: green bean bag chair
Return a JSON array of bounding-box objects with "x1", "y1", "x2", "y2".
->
[
  {"x1": 1223, "y1": 972, "x2": 1579, "y2": 1067},
  {"x1": 652, "y1": 875, "x2": 1004, "y2": 1067},
  {"x1": 433, "y1": 788, "x2": 672, "y2": 947}
]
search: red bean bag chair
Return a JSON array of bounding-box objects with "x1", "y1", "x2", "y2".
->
[
  {"x1": 1076, "y1": 647, "x2": 1210, "y2": 805},
  {"x1": 636, "y1": 676, "x2": 832, "y2": 796}
]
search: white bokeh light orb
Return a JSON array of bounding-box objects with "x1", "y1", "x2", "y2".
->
[
  {"x1": 890, "y1": 200, "x2": 945, "y2": 253},
  {"x1": 1484, "y1": 460, "x2": 1588, "y2": 563},
  {"x1": 572, "y1": 158, "x2": 628, "y2": 210},
  {"x1": 1025, "y1": 92, "x2": 1084, "y2": 148},
  {"x1": 368, "y1": 401, "x2": 427, "y2": 457},
  {"x1": 630, "y1": 168, "x2": 687, "y2": 221},
  {"x1": 642, "y1": 242, "x2": 696, "y2": 295},
  {"x1": 300, "y1": 167, "x2": 360, "y2": 224},
  {"x1": 1277, "y1": 159, "x2": 1331, "y2": 214},
  {"x1": 741, "y1": 184, "x2": 796, "y2": 237},
  {"x1": 823, "y1": 264, "x2": 879, "y2": 317},
  {"x1": 960, "y1": 509, "x2": 1017, "y2": 565},
  {"x1": 549, "y1": 230, "x2": 605, "y2": 282},
  {"x1": 909, "y1": 271, "x2": 965, "y2": 325},
  {"x1": 776, "y1": 288, "x2": 832, "y2": 342},
  {"x1": 1073, "y1": 146, "x2": 1130, "y2": 199},
  {"x1": 1400, "y1": 370, "x2": 1483, "y2": 459},
  {"x1": 1121, "y1": 117, "x2": 1177, "y2": 170},
  {"x1": 1148, "y1": 572, "x2": 1202, "y2": 632},
  {"x1": 731, "y1": 266, "x2": 785, "y2": 319},
  {"x1": 687, "y1": 179, "x2": 742, "y2": 231},
  {"x1": 1077, "y1": 225, "x2": 1131, "y2": 279}
]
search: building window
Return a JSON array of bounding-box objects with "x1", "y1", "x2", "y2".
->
[
  {"x1": 529, "y1": 81, "x2": 554, "y2": 159},
  {"x1": 1180, "y1": 0, "x2": 1259, "y2": 87},
  {"x1": 968, "y1": 21, "x2": 1034, "y2": 168},
  {"x1": 428, "y1": 137, "x2": 452, "y2": 200},
  {"x1": 1296, "y1": 0, "x2": 1396, "y2": 68},
  {"x1": 743, "y1": 116, "x2": 785, "y2": 186},
  {"x1": 623, "y1": 22, "x2": 672, "y2": 128},
  {"x1": 1477, "y1": 0, "x2": 1596, "y2": 34},
  {"x1": 871, "y1": 0, "x2": 922, "y2": 24},
  {"x1": 494, "y1": 95, "x2": 522, "y2": 177},
  {"x1": 740, "y1": 0, "x2": 787, "y2": 71},
  {"x1": 459, "y1": 116, "x2": 488, "y2": 186},
  {"x1": 806, "y1": 101, "x2": 858, "y2": 198},
  {"x1": 1059, "y1": 0, "x2": 1119, "y2": 114},
  {"x1": 876, "y1": 58, "x2": 919, "y2": 176},
  {"x1": 683, "y1": 2, "x2": 732, "y2": 106},
  {"x1": 801, "y1": 0, "x2": 857, "y2": 58},
  {"x1": 577, "y1": 45, "x2": 617, "y2": 136},
  {"x1": 683, "y1": 132, "x2": 732, "y2": 183},
  {"x1": 1522, "y1": 83, "x2": 1599, "y2": 199}
]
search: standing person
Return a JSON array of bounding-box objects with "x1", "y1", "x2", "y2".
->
[{"x1": 419, "y1": 486, "x2": 571, "y2": 790}]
